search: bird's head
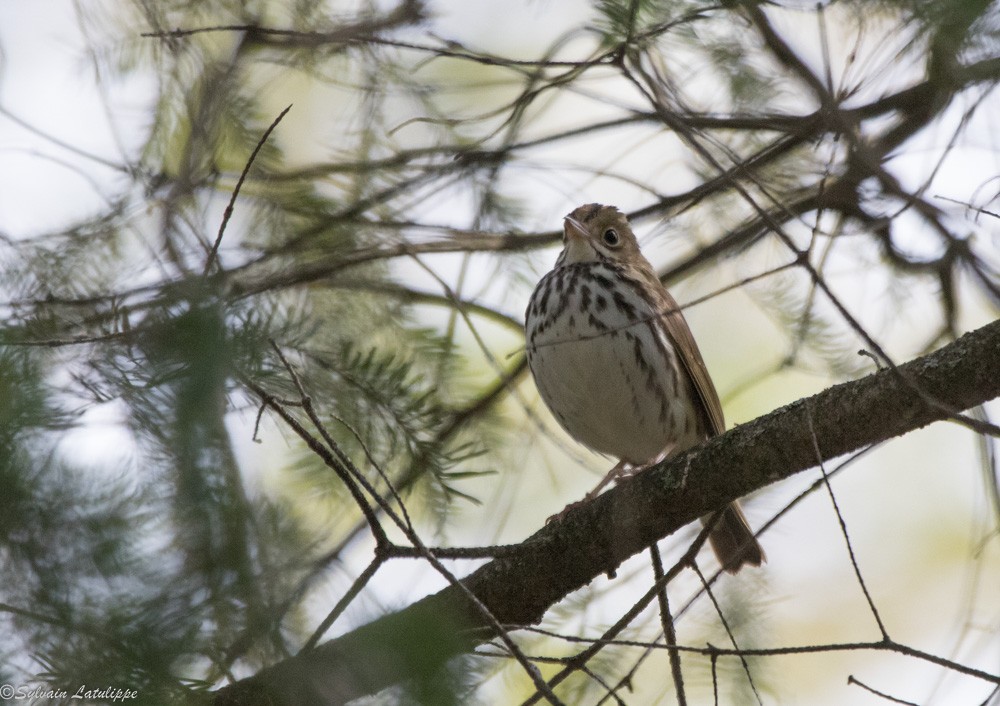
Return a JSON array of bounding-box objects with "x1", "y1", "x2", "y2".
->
[{"x1": 558, "y1": 203, "x2": 644, "y2": 266}]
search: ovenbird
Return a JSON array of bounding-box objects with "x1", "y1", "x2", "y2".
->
[{"x1": 525, "y1": 203, "x2": 765, "y2": 573}]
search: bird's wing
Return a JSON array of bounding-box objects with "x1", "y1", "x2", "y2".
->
[{"x1": 655, "y1": 284, "x2": 726, "y2": 437}]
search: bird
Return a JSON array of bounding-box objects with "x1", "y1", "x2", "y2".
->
[{"x1": 524, "y1": 203, "x2": 765, "y2": 573}]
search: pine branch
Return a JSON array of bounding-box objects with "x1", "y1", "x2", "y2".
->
[{"x1": 212, "y1": 318, "x2": 1000, "y2": 706}]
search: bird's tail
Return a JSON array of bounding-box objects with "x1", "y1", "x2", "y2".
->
[{"x1": 704, "y1": 501, "x2": 765, "y2": 574}]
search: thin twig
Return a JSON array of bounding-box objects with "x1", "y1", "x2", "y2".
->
[
  {"x1": 302, "y1": 557, "x2": 384, "y2": 650},
  {"x1": 242, "y1": 374, "x2": 390, "y2": 548},
  {"x1": 515, "y1": 627, "x2": 1000, "y2": 683},
  {"x1": 650, "y1": 545, "x2": 687, "y2": 706},
  {"x1": 847, "y1": 675, "x2": 921, "y2": 706},
  {"x1": 203, "y1": 104, "x2": 292, "y2": 275},
  {"x1": 327, "y1": 410, "x2": 416, "y2": 535},
  {"x1": 804, "y1": 400, "x2": 890, "y2": 640},
  {"x1": 579, "y1": 664, "x2": 627, "y2": 706},
  {"x1": 711, "y1": 649, "x2": 719, "y2": 706},
  {"x1": 692, "y1": 564, "x2": 763, "y2": 706}
]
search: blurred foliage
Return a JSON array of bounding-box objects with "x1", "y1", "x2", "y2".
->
[{"x1": 0, "y1": 0, "x2": 997, "y2": 704}]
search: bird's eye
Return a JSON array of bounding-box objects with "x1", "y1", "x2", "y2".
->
[{"x1": 602, "y1": 229, "x2": 620, "y2": 246}]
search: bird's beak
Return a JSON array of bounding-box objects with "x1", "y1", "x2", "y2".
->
[{"x1": 563, "y1": 216, "x2": 588, "y2": 242}]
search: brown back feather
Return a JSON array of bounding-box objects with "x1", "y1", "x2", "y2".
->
[
  {"x1": 624, "y1": 259, "x2": 725, "y2": 438},
  {"x1": 655, "y1": 284, "x2": 726, "y2": 437}
]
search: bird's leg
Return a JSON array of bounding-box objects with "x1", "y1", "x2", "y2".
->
[
  {"x1": 546, "y1": 459, "x2": 630, "y2": 523},
  {"x1": 590, "y1": 458, "x2": 633, "y2": 495}
]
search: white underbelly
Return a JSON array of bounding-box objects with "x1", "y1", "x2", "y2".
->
[{"x1": 526, "y1": 267, "x2": 697, "y2": 463}]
